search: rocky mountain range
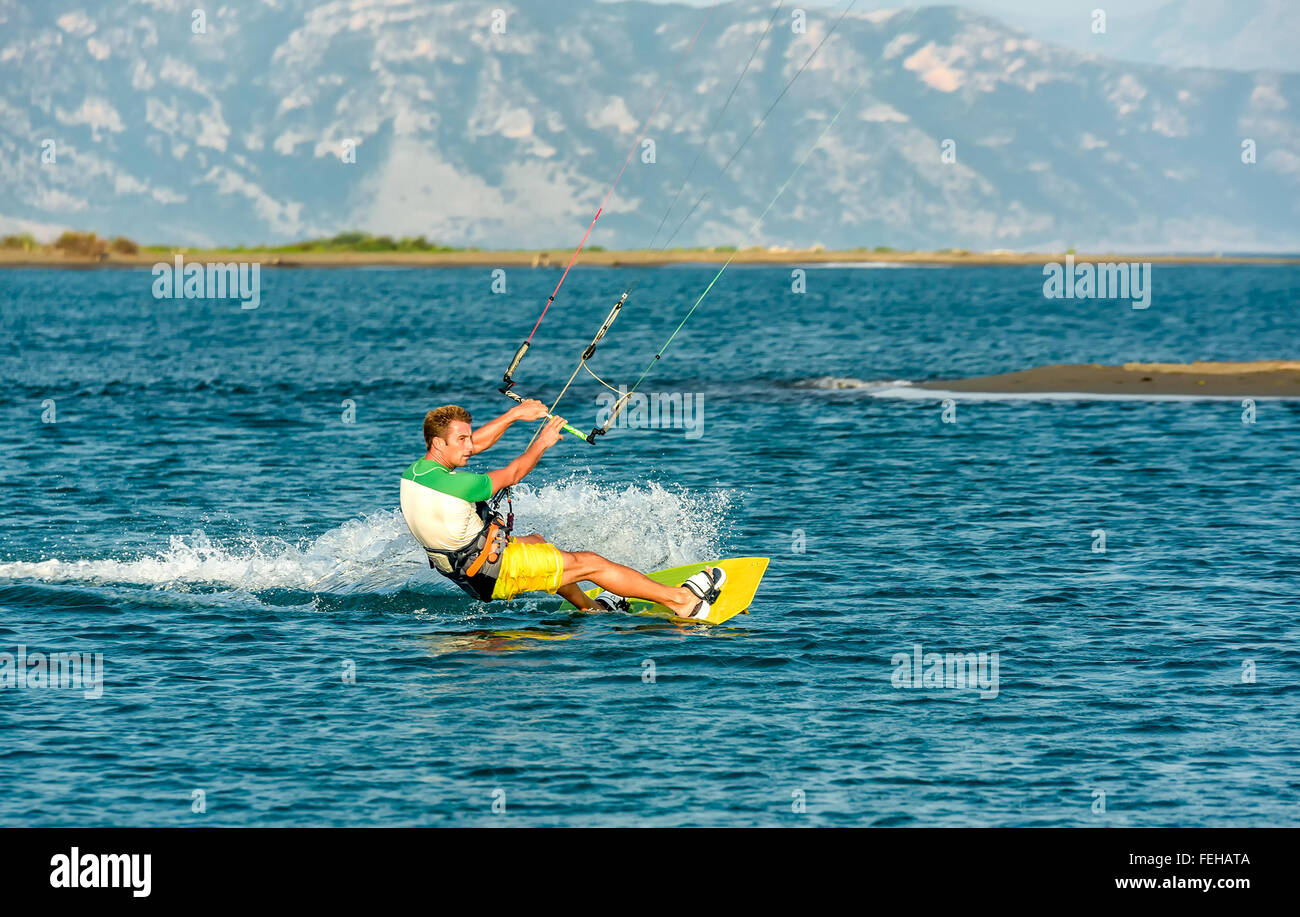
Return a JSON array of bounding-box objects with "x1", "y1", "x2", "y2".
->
[{"x1": 0, "y1": 0, "x2": 1296, "y2": 251}]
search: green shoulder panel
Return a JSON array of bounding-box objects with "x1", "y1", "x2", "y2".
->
[{"x1": 402, "y1": 459, "x2": 494, "y2": 502}]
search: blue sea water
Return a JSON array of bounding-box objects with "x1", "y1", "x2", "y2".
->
[{"x1": 0, "y1": 262, "x2": 1297, "y2": 827}]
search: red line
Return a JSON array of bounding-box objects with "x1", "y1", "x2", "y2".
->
[{"x1": 524, "y1": 2, "x2": 718, "y2": 345}]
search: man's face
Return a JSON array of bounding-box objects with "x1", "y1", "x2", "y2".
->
[{"x1": 431, "y1": 420, "x2": 474, "y2": 467}]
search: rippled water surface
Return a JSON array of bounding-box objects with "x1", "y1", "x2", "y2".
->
[{"x1": 1, "y1": 263, "x2": 1297, "y2": 826}]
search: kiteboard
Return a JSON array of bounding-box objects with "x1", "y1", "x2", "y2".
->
[{"x1": 557, "y1": 556, "x2": 769, "y2": 625}]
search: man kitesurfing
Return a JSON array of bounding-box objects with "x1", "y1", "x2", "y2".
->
[
  {"x1": 394, "y1": 0, "x2": 852, "y2": 624},
  {"x1": 400, "y1": 402, "x2": 727, "y2": 619}
]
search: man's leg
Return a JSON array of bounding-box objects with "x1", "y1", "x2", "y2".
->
[
  {"x1": 557, "y1": 549, "x2": 699, "y2": 618},
  {"x1": 511, "y1": 534, "x2": 598, "y2": 610}
]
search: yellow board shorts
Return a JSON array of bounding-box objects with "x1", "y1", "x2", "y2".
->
[{"x1": 490, "y1": 538, "x2": 565, "y2": 600}]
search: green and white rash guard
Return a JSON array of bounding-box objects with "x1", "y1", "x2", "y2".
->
[{"x1": 399, "y1": 459, "x2": 495, "y2": 572}]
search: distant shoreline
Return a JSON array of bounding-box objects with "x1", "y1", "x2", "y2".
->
[
  {"x1": 2, "y1": 248, "x2": 1298, "y2": 269},
  {"x1": 919, "y1": 362, "x2": 1300, "y2": 397}
]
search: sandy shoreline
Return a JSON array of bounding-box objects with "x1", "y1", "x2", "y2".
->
[
  {"x1": 919, "y1": 362, "x2": 1300, "y2": 397},
  {"x1": 1, "y1": 248, "x2": 1298, "y2": 269}
]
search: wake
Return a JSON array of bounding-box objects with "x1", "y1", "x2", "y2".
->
[{"x1": 0, "y1": 480, "x2": 735, "y2": 596}]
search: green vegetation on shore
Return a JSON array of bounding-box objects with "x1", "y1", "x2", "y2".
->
[
  {"x1": 227, "y1": 231, "x2": 472, "y2": 254},
  {"x1": 0, "y1": 227, "x2": 946, "y2": 258},
  {"x1": 3, "y1": 229, "x2": 1296, "y2": 267},
  {"x1": 2, "y1": 231, "x2": 139, "y2": 257},
  {"x1": 0, "y1": 232, "x2": 38, "y2": 251},
  {"x1": 1, "y1": 229, "x2": 478, "y2": 256},
  {"x1": 2, "y1": 229, "x2": 853, "y2": 257}
]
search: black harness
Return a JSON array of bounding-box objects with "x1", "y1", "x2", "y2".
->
[{"x1": 425, "y1": 492, "x2": 513, "y2": 601}]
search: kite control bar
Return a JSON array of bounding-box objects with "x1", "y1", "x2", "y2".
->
[
  {"x1": 499, "y1": 291, "x2": 632, "y2": 444},
  {"x1": 501, "y1": 389, "x2": 593, "y2": 443}
]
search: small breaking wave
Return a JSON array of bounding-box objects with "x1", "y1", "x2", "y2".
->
[
  {"x1": 867, "y1": 386, "x2": 1278, "y2": 402},
  {"x1": 789, "y1": 376, "x2": 916, "y2": 391}
]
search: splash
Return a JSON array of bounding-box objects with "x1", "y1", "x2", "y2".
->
[
  {"x1": 0, "y1": 479, "x2": 736, "y2": 595},
  {"x1": 508, "y1": 477, "x2": 734, "y2": 571},
  {"x1": 0, "y1": 510, "x2": 421, "y2": 594}
]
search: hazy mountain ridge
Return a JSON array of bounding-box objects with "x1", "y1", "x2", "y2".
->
[
  {"x1": 0, "y1": 0, "x2": 1296, "y2": 251},
  {"x1": 1020, "y1": 0, "x2": 1298, "y2": 75}
]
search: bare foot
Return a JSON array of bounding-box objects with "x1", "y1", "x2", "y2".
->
[{"x1": 663, "y1": 586, "x2": 701, "y2": 618}]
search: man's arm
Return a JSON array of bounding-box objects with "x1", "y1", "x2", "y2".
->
[
  {"x1": 486, "y1": 416, "x2": 565, "y2": 495},
  {"x1": 472, "y1": 399, "x2": 548, "y2": 453}
]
